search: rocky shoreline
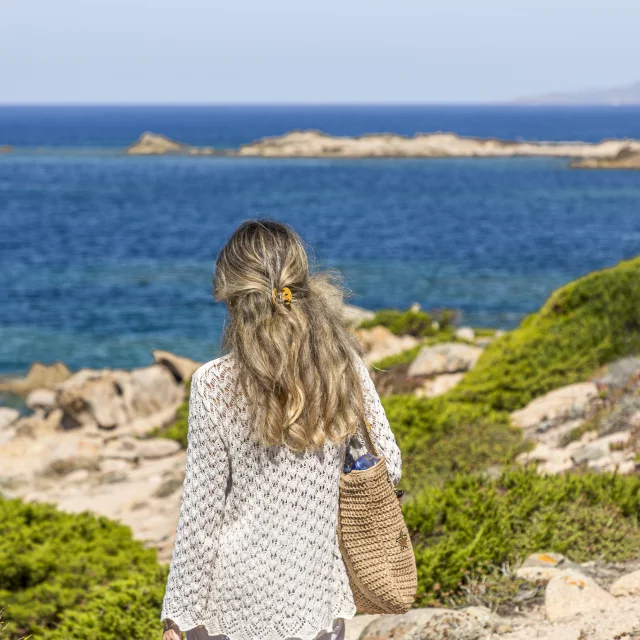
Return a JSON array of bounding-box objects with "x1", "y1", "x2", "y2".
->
[
  {"x1": 122, "y1": 130, "x2": 640, "y2": 168},
  {"x1": 2, "y1": 288, "x2": 640, "y2": 638}
]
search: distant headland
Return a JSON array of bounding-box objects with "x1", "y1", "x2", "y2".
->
[{"x1": 125, "y1": 130, "x2": 640, "y2": 169}]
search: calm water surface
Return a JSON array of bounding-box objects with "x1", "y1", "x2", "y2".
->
[{"x1": 1, "y1": 106, "x2": 639, "y2": 374}]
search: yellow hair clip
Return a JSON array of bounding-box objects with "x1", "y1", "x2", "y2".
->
[{"x1": 272, "y1": 287, "x2": 293, "y2": 307}]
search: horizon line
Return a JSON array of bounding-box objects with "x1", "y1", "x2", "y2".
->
[{"x1": 0, "y1": 101, "x2": 638, "y2": 108}]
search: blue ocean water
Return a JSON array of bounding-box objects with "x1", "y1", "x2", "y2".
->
[{"x1": 1, "y1": 106, "x2": 639, "y2": 375}]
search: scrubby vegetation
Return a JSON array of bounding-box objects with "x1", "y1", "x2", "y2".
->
[
  {"x1": 360, "y1": 307, "x2": 457, "y2": 337},
  {"x1": 382, "y1": 256, "x2": 640, "y2": 492},
  {"x1": 452, "y1": 255, "x2": 640, "y2": 411},
  {"x1": 405, "y1": 468, "x2": 640, "y2": 607},
  {"x1": 3, "y1": 258, "x2": 637, "y2": 637},
  {"x1": 382, "y1": 395, "x2": 524, "y2": 492},
  {"x1": 3, "y1": 469, "x2": 639, "y2": 637},
  {"x1": 150, "y1": 381, "x2": 190, "y2": 448},
  {"x1": 0, "y1": 498, "x2": 166, "y2": 640}
]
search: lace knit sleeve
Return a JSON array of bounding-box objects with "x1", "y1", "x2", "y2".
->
[
  {"x1": 354, "y1": 354, "x2": 403, "y2": 487},
  {"x1": 160, "y1": 365, "x2": 230, "y2": 629}
]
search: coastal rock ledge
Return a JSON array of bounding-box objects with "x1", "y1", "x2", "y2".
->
[{"x1": 234, "y1": 129, "x2": 640, "y2": 160}]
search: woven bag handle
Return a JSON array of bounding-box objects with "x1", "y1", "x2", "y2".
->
[{"x1": 342, "y1": 419, "x2": 379, "y2": 464}]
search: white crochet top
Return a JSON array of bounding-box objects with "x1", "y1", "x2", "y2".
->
[{"x1": 160, "y1": 352, "x2": 402, "y2": 640}]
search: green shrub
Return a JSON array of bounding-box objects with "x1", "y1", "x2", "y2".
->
[
  {"x1": 360, "y1": 307, "x2": 458, "y2": 337},
  {"x1": 149, "y1": 381, "x2": 191, "y2": 448},
  {"x1": 403, "y1": 468, "x2": 640, "y2": 606},
  {"x1": 383, "y1": 395, "x2": 524, "y2": 493},
  {"x1": 0, "y1": 498, "x2": 165, "y2": 640},
  {"x1": 452, "y1": 256, "x2": 640, "y2": 412},
  {"x1": 360, "y1": 308, "x2": 436, "y2": 337},
  {"x1": 46, "y1": 576, "x2": 165, "y2": 640}
]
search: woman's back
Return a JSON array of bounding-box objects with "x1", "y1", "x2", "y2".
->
[
  {"x1": 161, "y1": 351, "x2": 402, "y2": 640},
  {"x1": 161, "y1": 219, "x2": 403, "y2": 640}
]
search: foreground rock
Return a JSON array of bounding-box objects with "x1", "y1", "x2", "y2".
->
[
  {"x1": 545, "y1": 570, "x2": 616, "y2": 622},
  {"x1": 56, "y1": 364, "x2": 184, "y2": 431},
  {"x1": 572, "y1": 146, "x2": 640, "y2": 170},
  {"x1": 0, "y1": 407, "x2": 20, "y2": 430},
  {"x1": 610, "y1": 569, "x2": 640, "y2": 597},
  {"x1": 0, "y1": 361, "x2": 72, "y2": 395},
  {"x1": 516, "y1": 552, "x2": 577, "y2": 582},
  {"x1": 407, "y1": 342, "x2": 483, "y2": 377},
  {"x1": 235, "y1": 130, "x2": 640, "y2": 159},
  {"x1": 354, "y1": 606, "x2": 503, "y2": 640},
  {"x1": 416, "y1": 373, "x2": 465, "y2": 398},
  {"x1": 0, "y1": 350, "x2": 196, "y2": 562},
  {"x1": 510, "y1": 382, "x2": 599, "y2": 435},
  {"x1": 515, "y1": 356, "x2": 640, "y2": 476}
]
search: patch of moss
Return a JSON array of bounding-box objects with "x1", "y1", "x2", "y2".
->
[
  {"x1": 0, "y1": 497, "x2": 165, "y2": 640},
  {"x1": 451, "y1": 256, "x2": 640, "y2": 412},
  {"x1": 403, "y1": 468, "x2": 640, "y2": 606}
]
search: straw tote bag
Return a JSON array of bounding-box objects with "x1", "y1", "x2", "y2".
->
[{"x1": 337, "y1": 420, "x2": 418, "y2": 614}]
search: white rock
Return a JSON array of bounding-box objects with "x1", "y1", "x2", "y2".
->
[
  {"x1": 517, "y1": 566, "x2": 563, "y2": 582},
  {"x1": 99, "y1": 458, "x2": 134, "y2": 474},
  {"x1": 56, "y1": 365, "x2": 184, "y2": 431},
  {"x1": 616, "y1": 460, "x2": 637, "y2": 474},
  {"x1": 66, "y1": 468, "x2": 91, "y2": 484},
  {"x1": 511, "y1": 382, "x2": 599, "y2": 432},
  {"x1": 151, "y1": 350, "x2": 202, "y2": 383},
  {"x1": 545, "y1": 569, "x2": 616, "y2": 622},
  {"x1": 0, "y1": 407, "x2": 20, "y2": 430},
  {"x1": 355, "y1": 326, "x2": 419, "y2": 366},
  {"x1": 572, "y1": 431, "x2": 631, "y2": 465},
  {"x1": 455, "y1": 326, "x2": 476, "y2": 342},
  {"x1": 415, "y1": 373, "x2": 464, "y2": 398},
  {"x1": 341, "y1": 304, "x2": 375, "y2": 328},
  {"x1": 407, "y1": 343, "x2": 483, "y2": 377},
  {"x1": 356, "y1": 607, "x2": 492, "y2": 640},
  {"x1": 26, "y1": 388, "x2": 57, "y2": 413},
  {"x1": 610, "y1": 569, "x2": 640, "y2": 596},
  {"x1": 137, "y1": 438, "x2": 182, "y2": 459},
  {"x1": 517, "y1": 553, "x2": 575, "y2": 582}
]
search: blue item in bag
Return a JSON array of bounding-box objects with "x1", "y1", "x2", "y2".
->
[{"x1": 353, "y1": 453, "x2": 380, "y2": 471}]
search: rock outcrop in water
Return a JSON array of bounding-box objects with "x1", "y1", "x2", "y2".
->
[
  {"x1": 0, "y1": 145, "x2": 12, "y2": 153},
  {"x1": 126, "y1": 132, "x2": 217, "y2": 156},
  {"x1": 571, "y1": 146, "x2": 640, "y2": 170},
  {"x1": 234, "y1": 130, "x2": 640, "y2": 159},
  {"x1": 123, "y1": 130, "x2": 640, "y2": 167}
]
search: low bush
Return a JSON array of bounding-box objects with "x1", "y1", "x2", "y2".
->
[
  {"x1": 360, "y1": 308, "x2": 436, "y2": 337},
  {"x1": 0, "y1": 497, "x2": 165, "y2": 640},
  {"x1": 46, "y1": 576, "x2": 165, "y2": 640},
  {"x1": 382, "y1": 395, "x2": 524, "y2": 493},
  {"x1": 360, "y1": 307, "x2": 457, "y2": 337},
  {"x1": 404, "y1": 467, "x2": 640, "y2": 606},
  {"x1": 452, "y1": 255, "x2": 640, "y2": 412}
]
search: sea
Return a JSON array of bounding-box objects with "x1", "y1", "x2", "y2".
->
[{"x1": 1, "y1": 105, "x2": 639, "y2": 376}]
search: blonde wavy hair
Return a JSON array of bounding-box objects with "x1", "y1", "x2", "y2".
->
[{"x1": 213, "y1": 219, "x2": 366, "y2": 453}]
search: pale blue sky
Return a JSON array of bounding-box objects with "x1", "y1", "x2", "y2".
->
[{"x1": 1, "y1": 0, "x2": 638, "y2": 103}]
